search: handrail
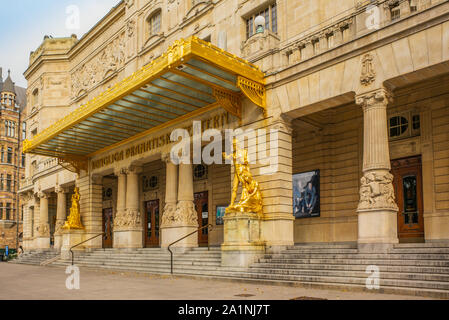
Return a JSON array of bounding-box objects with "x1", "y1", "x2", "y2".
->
[
  {"x1": 168, "y1": 224, "x2": 213, "y2": 274},
  {"x1": 70, "y1": 233, "x2": 104, "y2": 266}
]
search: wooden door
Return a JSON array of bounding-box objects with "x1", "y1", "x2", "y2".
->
[
  {"x1": 194, "y1": 191, "x2": 209, "y2": 246},
  {"x1": 391, "y1": 156, "x2": 424, "y2": 241},
  {"x1": 144, "y1": 200, "x2": 160, "y2": 247},
  {"x1": 102, "y1": 208, "x2": 113, "y2": 248}
]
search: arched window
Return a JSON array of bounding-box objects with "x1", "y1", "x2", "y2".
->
[
  {"x1": 147, "y1": 10, "x2": 161, "y2": 37},
  {"x1": 32, "y1": 88, "x2": 39, "y2": 106}
]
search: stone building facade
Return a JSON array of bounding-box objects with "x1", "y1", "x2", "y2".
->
[
  {"x1": 0, "y1": 69, "x2": 27, "y2": 250},
  {"x1": 20, "y1": 0, "x2": 449, "y2": 261}
]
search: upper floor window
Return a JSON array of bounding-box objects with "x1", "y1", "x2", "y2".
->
[
  {"x1": 7, "y1": 147, "x2": 12, "y2": 164},
  {"x1": 22, "y1": 122, "x2": 26, "y2": 140},
  {"x1": 246, "y1": 3, "x2": 277, "y2": 39},
  {"x1": 389, "y1": 1, "x2": 401, "y2": 21},
  {"x1": 6, "y1": 203, "x2": 11, "y2": 220},
  {"x1": 388, "y1": 112, "x2": 421, "y2": 140},
  {"x1": 32, "y1": 88, "x2": 39, "y2": 106},
  {"x1": 5, "y1": 120, "x2": 16, "y2": 137},
  {"x1": 6, "y1": 174, "x2": 12, "y2": 192},
  {"x1": 0, "y1": 174, "x2": 3, "y2": 191},
  {"x1": 148, "y1": 10, "x2": 161, "y2": 37},
  {"x1": 21, "y1": 153, "x2": 25, "y2": 167}
]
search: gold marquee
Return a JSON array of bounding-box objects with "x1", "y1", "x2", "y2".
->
[{"x1": 23, "y1": 36, "x2": 266, "y2": 171}]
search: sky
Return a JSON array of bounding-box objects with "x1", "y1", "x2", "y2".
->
[{"x1": 0, "y1": 0, "x2": 120, "y2": 88}]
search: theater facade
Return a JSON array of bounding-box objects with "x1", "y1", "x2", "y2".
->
[{"x1": 20, "y1": 0, "x2": 449, "y2": 262}]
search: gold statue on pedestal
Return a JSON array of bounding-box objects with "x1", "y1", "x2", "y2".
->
[
  {"x1": 62, "y1": 187, "x2": 84, "y2": 230},
  {"x1": 223, "y1": 138, "x2": 263, "y2": 215}
]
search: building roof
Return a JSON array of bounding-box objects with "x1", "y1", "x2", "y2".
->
[{"x1": 0, "y1": 68, "x2": 27, "y2": 111}]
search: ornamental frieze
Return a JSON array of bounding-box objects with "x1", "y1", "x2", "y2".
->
[{"x1": 71, "y1": 32, "x2": 126, "y2": 99}]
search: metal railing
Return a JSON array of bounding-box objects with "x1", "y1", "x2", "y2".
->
[
  {"x1": 167, "y1": 224, "x2": 213, "y2": 274},
  {"x1": 70, "y1": 233, "x2": 104, "y2": 266}
]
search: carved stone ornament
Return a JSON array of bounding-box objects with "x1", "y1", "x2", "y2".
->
[
  {"x1": 360, "y1": 54, "x2": 376, "y2": 86},
  {"x1": 71, "y1": 32, "x2": 126, "y2": 99},
  {"x1": 37, "y1": 223, "x2": 50, "y2": 237},
  {"x1": 124, "y1": 0, "x2": 134, "y2": 8},
  {"x1": 114, "y1": 209, "x2": 141, "y2": 230},
  {"x1": 358, "y1": 172, "x2": 398, "y2": 211},
  {"x1": 54, "y1": 220, "x2": 65, "y2": 235},
  {"x1": 161, "y1": 202, "x2": 177, "y2": 226},
  {"x1": 355, "y1": 88, "x2": 393, "y2": 110},
  {"x1": 170, "y1": 201, "x2": 198, "y2": 226}
]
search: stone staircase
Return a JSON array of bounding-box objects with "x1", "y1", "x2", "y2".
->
[
  {"x1": 9, "y1": 250, "x2": 60, "y2": 266},
  {"x1": 239, "y1": 243, "x2": 449, "y2": 299},
  {"x1": 30, "y1": 243, "x2": 449, "y2": 298}
]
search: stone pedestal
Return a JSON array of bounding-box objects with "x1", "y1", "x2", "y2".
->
[
  {"x1": 113, "y1": 229, "x2": 142, "y2": 249},
  {"x1": 221, "y1": 212, "x2": 265, "y2": 267},
  {"x1": 161, "y1": 225, "x2": 198, "y2": 251},
  {"x1": 61, "y1": 229, "x2": 85, "y2": 260}
]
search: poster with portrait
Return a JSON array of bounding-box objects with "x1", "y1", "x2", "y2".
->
[
  {"x1": 216, "y1": 206, "x2": 227, "y2": 225},
  {"x1": 293, "y1": 170, "x2": 320, "y2": 218}
]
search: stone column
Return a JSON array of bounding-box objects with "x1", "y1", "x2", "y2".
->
[
  {"x1": 356, "y1": 88, "x2": 399, "y2": 250},
  {"x1": 36, "y1": 192, "x2": 50, "y2": 249},
  {"x1": 168, "y1": 161, "x2": 198, "y2": 250},
  {"x1": 54, "y1": 186, "x2": 67, "y2": 249},
  {"x1": 113, "y1": 165, "x2": 143, "y2": 248},
  {"x1": 160, "y1": 153, "x2": 179, "y2": 247}
]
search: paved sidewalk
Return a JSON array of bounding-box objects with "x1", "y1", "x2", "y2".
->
[{"x1": 0, "y1": 263, "x2": 433, "y2": 300}]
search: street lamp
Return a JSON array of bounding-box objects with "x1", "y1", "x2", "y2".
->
[{"x1": 254, "y1": 15, "x2": 265, "y2": 34}]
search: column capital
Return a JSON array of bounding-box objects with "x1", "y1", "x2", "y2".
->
[
  {"x1": 269, "y1": 113, "x2": 293, "y2": 134},
  {"x1": 91, "y1": 173, "x2": 103, "y2": 185},
  {"x1": 114, "y1": 168, "x2": 126, "y2": 177},
  {"x1": 55, "y1": 185, "x2": 67, "y2": 194},
  {"x1": 38, "y1": 191, "x2": 50, "y2": 199},
  {"x1": 355, "y1": 88, "x2": 393, "y2": 110},
  {"x1": 161, "y1": 152, "x2": 173, "y2": 164},
  {"x1": 124, "y1": 165, "x2": 143, "y2": 175}
]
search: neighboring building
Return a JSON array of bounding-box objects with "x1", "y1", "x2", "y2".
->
[
  {"x1": 20, "y1": 0, "x2": 449, "y2": 258},
  {"x1": 0, "y1": 68, "x2": 27, "y2": 250}
]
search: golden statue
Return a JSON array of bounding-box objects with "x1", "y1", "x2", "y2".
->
[
  {"x1": 62, "y1": 187, "x2": 84, "y2": 230},
  {"x1": 223, "y1": 138, "x2": 263, "y2": 215}
]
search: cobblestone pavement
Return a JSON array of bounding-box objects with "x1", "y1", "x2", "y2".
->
[{"x1": 0, "y1": 263, "x2": 433, "y2": 300}]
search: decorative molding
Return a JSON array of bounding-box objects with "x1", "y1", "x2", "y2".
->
[{"x1": 360, "y1": 53, "x2": 376, "y2": 86}]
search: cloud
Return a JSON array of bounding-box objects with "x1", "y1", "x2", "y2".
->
[{"x1": 0, "y1": 0, "x2": 120, "y2": 88}]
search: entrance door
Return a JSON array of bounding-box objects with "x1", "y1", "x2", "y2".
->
[
  {"x1": 144, "y1": 200, "x2": 160, "y2": 247},
  {"x1": 194, "y1": 191, "x2": 209, "y2": 246},
  {"x1": 391, "y1": 156, "x2": 424, "y2": 241},
  {"x1": 102, "y1": 208, "x2": 113, "y2": 248}
]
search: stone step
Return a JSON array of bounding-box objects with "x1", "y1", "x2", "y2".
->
[
  {"x1": 259, "y1": 258, "x2": 449, "y2": 267},
  {"x1": 394, "y1": 243, "x2": 449, "y2": 248},
  {"x1": 250, "y1": 263, "x2": 449, "y2": 274},
  {"x1": 266, "y1": 253, "x2": 449, "y2": 260},
  {"x1": 287, "y1": 244, "x2": 357, "y2": 249},
  {"x1": 247, "y1": 267, "x2": 449, "y2": 282},
  {"x1": 72, "y1": 258, "x2": 221, "y2": 267},
  {"x1": 77, "y1": 255, "x2": 220, "y2": 263}
]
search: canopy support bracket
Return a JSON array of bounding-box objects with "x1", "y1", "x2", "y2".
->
[
  {"x1": 237, "y1": 76, "x2": 266, "y2": 116},
  {"x1": 58, "y1": 157, "x2": 88, "y2": 174},
  {"x1": 213, "y1": 88, "x2": 242, "y2": 119}
]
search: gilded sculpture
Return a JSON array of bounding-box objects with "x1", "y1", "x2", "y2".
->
[
  {"x1": 223, "y1": 138, "x2": 263, "y2": 215},
  {"x1": 62, "y1": 187, "x2": 84, "y2": 230}
]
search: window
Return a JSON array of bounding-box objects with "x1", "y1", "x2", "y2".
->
[
  {"x1": 22, "y1": 122, "x2": 26, "y2": 140},
  {"x1": 7, "y1": 147, "x2": 12, "y2": 164},
  {"x1": 6, "y1": 174, "x2": 11, "y2": 192},
  {"x1": 5, "y1": 121, "x2": 16, "y2": 137},
  {"x1": 409, "y1": 0, "x2": 418, "y2": 12},
  {"x1": 148, "y1": 10, "x2": 161, "y2": 36},
  {"x1": 0, "y1": 174, "x2": 3, "y2": 191},
  {"x1": 390, "y1": 2, "x2": 401, "y2": 21},
  {"x1": 194, "y1": 164, "x2": 208, "y2": 181},
  {"x1": 5, "y1": 203, "x2": 11, "y2": 220},
  {"x1": 388, "y1": 112, "x2": 421, "y2": 140},
  {"x1": 21, "y1": 205, "x2": 24, "y2": 221},
  {"x1": 142, "y1": 175, "x2": 158, "y2": 191},
  {"x1": 0, "y1": 203, "x2": 3, "y2": 220},
  {"x1": 21, "y1": 153, "x2": 25, "y2": 167},
  {"x1": 245, "y1": 3, "x2": 278, "y2": 39},
  {"x1": 1, "y1": 147, "x2": 3, "y2": 163}
]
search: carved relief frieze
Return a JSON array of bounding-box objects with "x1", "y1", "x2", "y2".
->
[
  {"x1": 360, "y1": 53, "x2": 376, "y2": 86},
  {"x1": 71, "y1": 32, "x2": 126, "y2": 99},
  {"x1": 358, "y1": 172, "x2": 398, "y2": 211}
]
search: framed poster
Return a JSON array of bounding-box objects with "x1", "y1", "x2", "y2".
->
[
  {"x1": 293, "y1": 170, "x2": 320, "y2": 218},
  {"x1": 216, "y1": 206, "x2": 227, "y2": 225}
]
